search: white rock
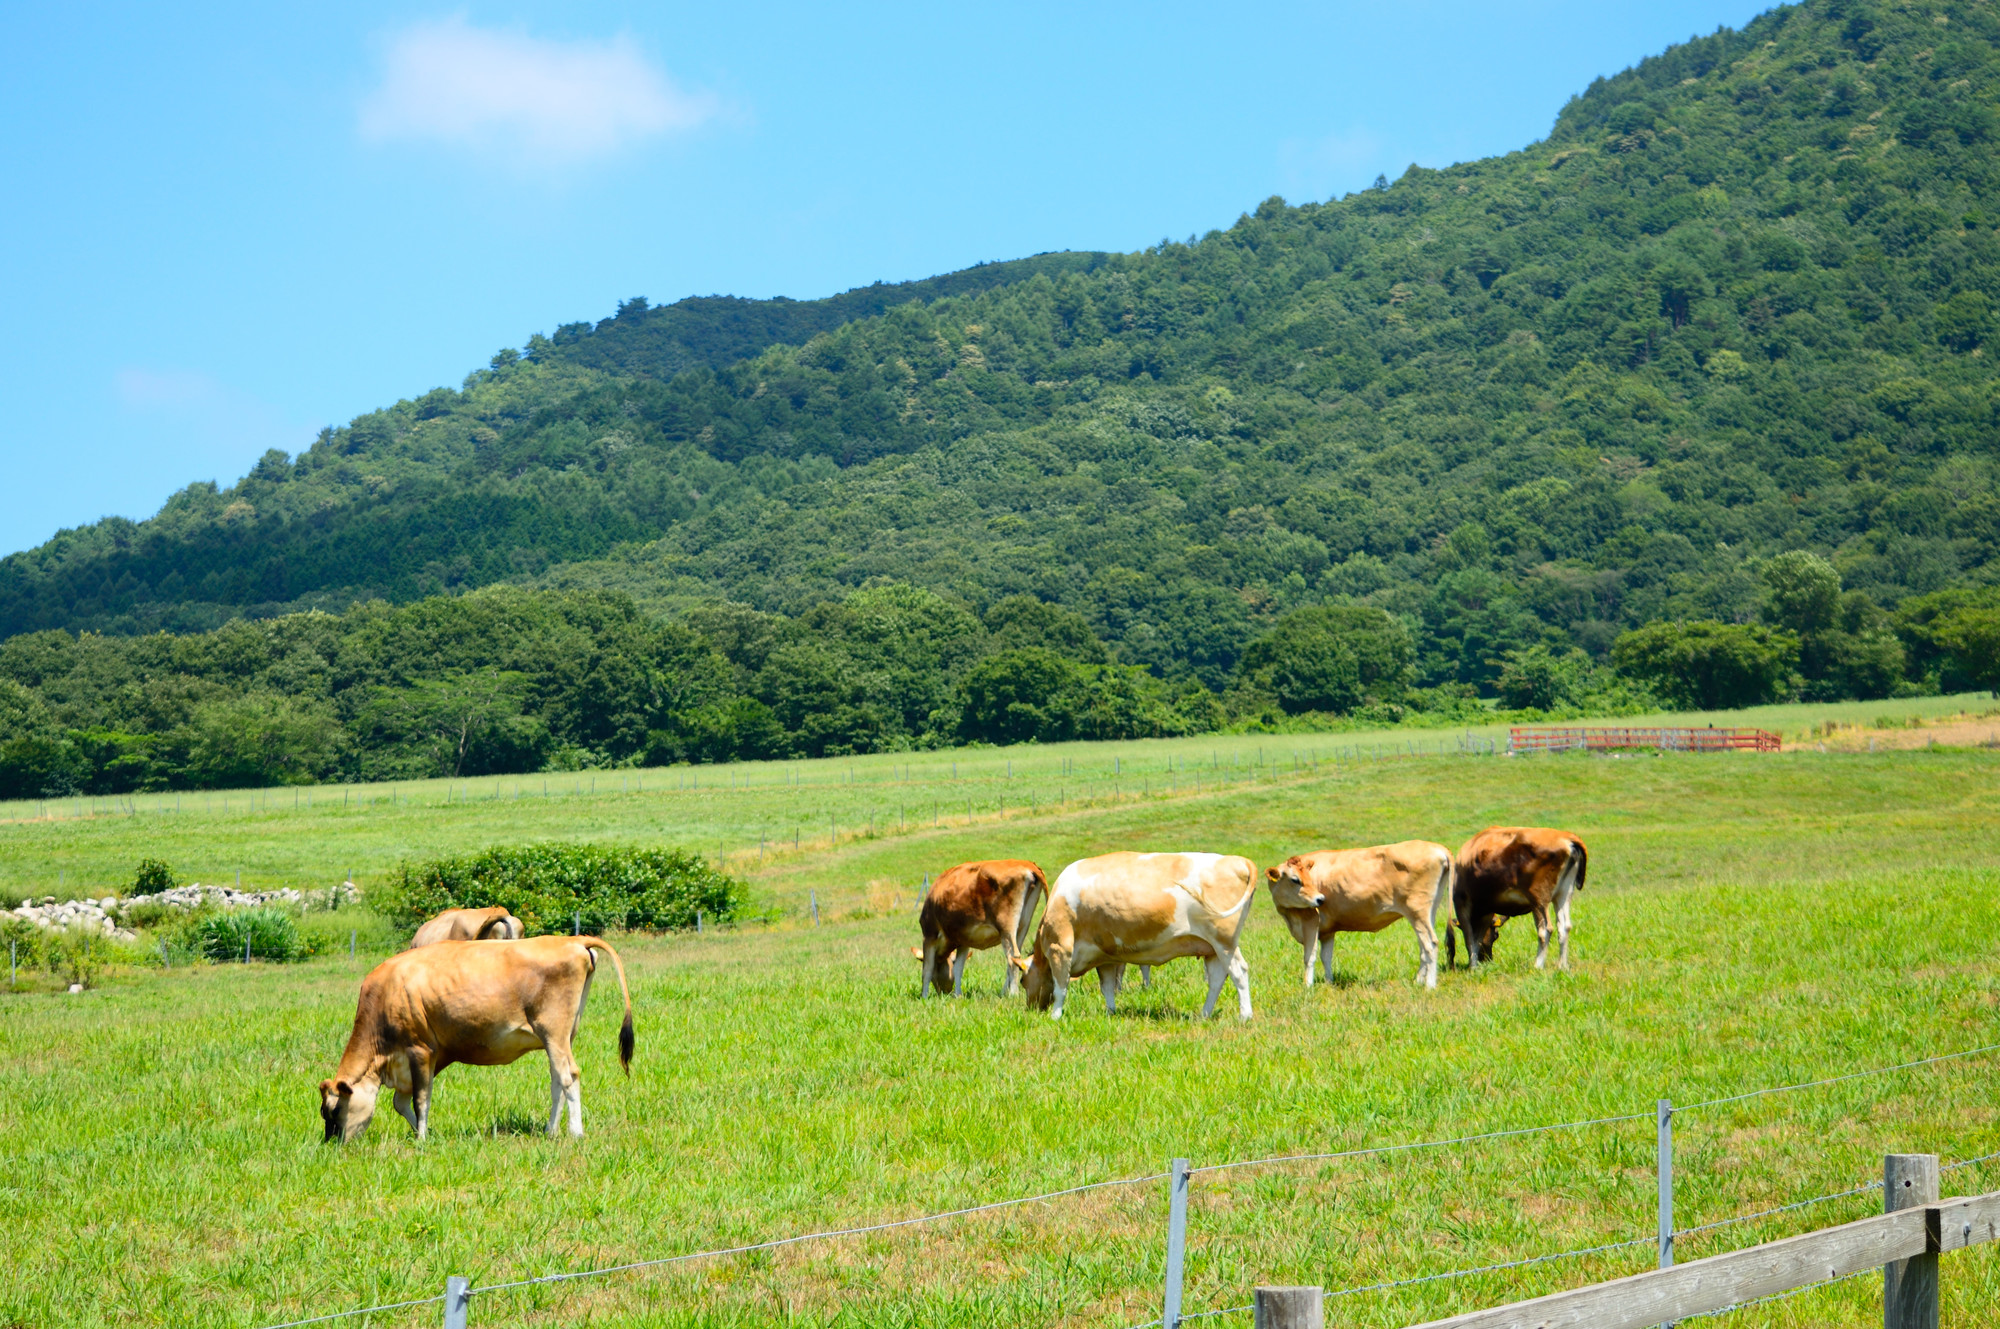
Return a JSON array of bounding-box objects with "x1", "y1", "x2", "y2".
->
[{"x1": 67, "y1": 983, "x2": 83, "y2": 994}]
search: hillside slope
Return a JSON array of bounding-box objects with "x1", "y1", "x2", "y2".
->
[{"x1": 7, "y1": 0, "x2": 2000, "y2": 696}]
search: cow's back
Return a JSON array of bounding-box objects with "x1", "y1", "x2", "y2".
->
[
  {"x1": 1457, "y1": 827, "x2": 1583, "y2": 905},
  {"x1": 1055, "y1": 852, "x2": 1256, "y2": 947},
  {"x1": 361, "y1": 938, "x2": 593, "y2": 1066}
]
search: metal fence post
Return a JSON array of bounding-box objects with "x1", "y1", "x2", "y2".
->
[
  {"x1": 1253, "y1": 1286, "x2": 1322, "y2": 1329},
  {"x1": 443, "y1": 1275, "x2": 469, "y2": 1328},
  {"x1": 811, "y1": 890, "x2": 819, "y2": 926},
  {"x1": 1658, "y1": 1098, "x2": 1674, "y2": 1328},
  {"x1": 1162, "y1": 1158, "x2": 1189, "y2": 1329},
  {"x1": 350, "y1": 930, "x2": 356, "y2": 958},
  {"x1": 697, "y1": 911, "x2": 704, "y2": 935},
  {"x1": 573, "y1": 910, "x2": 580, "y2": 936},
  {"x1": 1884, "y1": 1153, "x2": 1939, "y2": 1329}
]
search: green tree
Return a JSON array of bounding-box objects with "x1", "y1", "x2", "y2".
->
[
  {"x1": 352, "y1": 670, "x2": 547, "y2": 779},
  {"x1": 1495, "y1": 645, "x2": 1594, "y2": 711},
  {"x1": 1236, "y1": 605, "x2": 1413, "y2": 714},
  {"x1": 1610, "y1": 621, "x2": 1800, "y2": 711},
  {"x1": 1931, "y1": 608, "x2": 2000, "y2": 693}
]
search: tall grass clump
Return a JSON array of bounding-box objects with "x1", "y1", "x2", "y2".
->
[
  {"x1": 377, "y1": 843, "x2": 744, "y2": 936},
  {"x1": 195, "y1": 908, "x2": 316, "y2": 963}
]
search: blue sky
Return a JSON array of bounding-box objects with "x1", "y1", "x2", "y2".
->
[{"x1": 0, "y1": 1, "x2": 1769, "y2": 557}]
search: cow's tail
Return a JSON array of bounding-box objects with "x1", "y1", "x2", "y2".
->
[
  {"x1": 1222, "y1": 866, "x2": 1260, "y2": 946},
  {"x1": 1431, "y1": 849, "x2": 1454, "y2": 944},
  {"x1": 582, "y1": 938, "x2": 635, "y2": 1073},
  {"x1": 1567, "y1": 839, "x2": 1588, "y2": 893}
]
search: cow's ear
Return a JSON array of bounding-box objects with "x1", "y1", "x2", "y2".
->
[
  {"x1": 335, "y1": 1080, "x2": 353, "y2": 1097},
  {"x1": 1010, "y1": 955, "x2": 1031, "y2": 972},
  {"x1": 318, "y1": 1078, "x2": 334, "y2": 1096},
  {"x1": 909, "y1": 946, "x2": 925, "y2": 959},
  {"x1": 1265, "y1": 866, "x2": 1279, "y2": 881}
]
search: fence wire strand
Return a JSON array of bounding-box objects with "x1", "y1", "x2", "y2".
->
[
  {"x1": 254, "y1": 1043, "x2": 2000, "y2": 1328},
  {"x1": 466, "y1": 1169, "x2": 1168, "y2": 1297},
  {"x1": 1944, "y1": 1147, "x2": 2000, "y2": 1173},
  {"x1": 1676, "y1": 1179, "x2": 1882, "y2": 1239},
  {"x1": 1323, "y1": 1233, "x2": 1654, "y2": 1302},
  {"x1": 255, "y1": 1293, "x2": 445, "y2": 1329},
  {"x1": 1677, "y1": 1042, "x2": 2000, "y2": 1112},
  {"x1": 1678, "y1": 1266, "x2": 1873, "y2": 1321},
  {"x1": 1187, "y1": 1109, "x2": 1650, "y2": 1177}
]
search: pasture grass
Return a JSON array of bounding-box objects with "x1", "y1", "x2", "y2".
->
[
  {"x1": 0, "y1": 692, "x2": 1989, "y2": 908},
  {"x1": 4, "y1": 742, "x2": 2000, "y2": 1326}
]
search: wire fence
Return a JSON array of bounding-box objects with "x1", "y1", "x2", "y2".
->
[{"x1": 251, "y1": 1040, "x2": 2000, "y2": 1329}]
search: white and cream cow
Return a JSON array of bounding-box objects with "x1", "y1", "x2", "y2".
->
[{"x1": 1020, "y1": 852, "x2": 1258, "y2": 1021}]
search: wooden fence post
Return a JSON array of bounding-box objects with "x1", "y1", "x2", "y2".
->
[
  {"x1": 1253, "y1": 1286, "x2": 1322, "y2": 1328},
  {"x1": 1162, "y1": 1158, "x2": 1189, "y2": 1328},
  {"x1": 443, "y1": 1275, "x2": 469, "y2": 1328},
  {"x1": 1884, "y1": 1153, "x2": 1939, "y2": 1329}
]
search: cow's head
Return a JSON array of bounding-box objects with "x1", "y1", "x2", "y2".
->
[
  {"x1": 1265, "y1": 860, "x2": 1325, "y2": 911},
  {"x1": 1019, "y1": 949, "x2": 1054, "y2": 1010},
  {"x1": 1471, "y1": 913, "x2": 1506, "y2": 962},
  {"x1": 319, "y1": 1076, "x2": 380, "y2": 1143}
]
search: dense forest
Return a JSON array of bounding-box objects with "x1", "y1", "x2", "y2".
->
[{"x1": 7, "y1": 0, "x2": 2000, "y2": 792}]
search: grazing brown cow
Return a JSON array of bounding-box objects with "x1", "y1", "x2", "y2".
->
[
  {"x1": 409, "y1": 905, "x2": 524, "y2": 948},
  {"x1": 1265, "y1": 840, "x2": 1453, "y2": 990},
  {"x1": 1021, "y1": 852, "x2": 1258, "y2": 1020},
  {"x1": 913, "y1": 859, "x2": 1047, "y2": 998},
  {"x1": 318, "y1": 935, "x2": 633, "y2": 1142},
  {"x1": 1446, "y1": 826, "x2": 1588, "y2": 971}
]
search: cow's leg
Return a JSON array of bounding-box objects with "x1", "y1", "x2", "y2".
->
[
  {"x1": 1302, "y1": 934, "x2": 1316, "y2": 989},
  {"x1": 1140, "y1": 964, "x2": 1153, "y2": 988},
  {"x1": 1230, "y1": 948, "x2": 1252, "y2": 1020},
  {"x1": 951, "y1": 947, "x2": 970, "y2": 997},
  {"x1": 919, "y1": 940, "x2": 940, "y2": 999},
  {"x1": 1320, "y1": 935, "x2": 1336, "y2": 984},
  {"x1": 1410, "y1": 915, "x2": 1439, "y2": 989},
  {"x1": 1531, "y1": 903, "x2": 1553, "y2": 970},
  {"x1": 1456, "y1": 892, "x2": 1479, "y2": 970},
  {"x1": 542, "y1": 1041, "x2": 584, "y2": 1138},
  {"x1": 1199, "y1": 954, "x2": 1229, "y2": 1018},
  {"x1": 1099, "y1": 963, "x2": 1127, "y2": 1015},
  {"x1": 410, "y1": 1061, "x2": 433, "y2": 1142},
  {"x1": 1046, "y1": 945, "x2": 1073, "y2": 1021},
  {"x1": 1553, "y1": 878, "x2": 1578, "y2": 971},
  {"x1": 393, "y1": 1089, "x2": 419, "y2": 1134}
]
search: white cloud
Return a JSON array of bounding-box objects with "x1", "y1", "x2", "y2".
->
[{"x1": 359, "y1": 17, "x2": 715, "y2": 164}]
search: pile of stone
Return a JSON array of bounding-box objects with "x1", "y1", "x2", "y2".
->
[
  {"x1": 10, "y1": 897, "x2": 137, "y2": 941},
  {"x1": 9, "y1": 880, "x2": 359, "y2": 940}
]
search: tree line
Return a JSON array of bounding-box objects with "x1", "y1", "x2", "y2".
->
[
  {"x1": 0, "y1": 567, "x2": 1992, "y2": 796},
  {"x1": 2, "y1": 1, "x2": 1999, "y2": 766}
]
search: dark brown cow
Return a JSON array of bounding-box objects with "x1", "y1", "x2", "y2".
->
[
  {"x1": 914, "y1": 859, "x2": 1047, "y2": 998},
  {"x1": 1446, "y1": 826, "x2": 1588, "y2": 971}
]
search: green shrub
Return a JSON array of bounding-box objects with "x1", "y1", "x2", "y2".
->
[
  {"x1": 197, "y1": 908, "x2": 316, "y2": 963},
  {"x1": 131, "y1": 858, "x2": 175, "y2": 894},
  {"x1": 376, "y1": 843, "x2": 744, "y2": 936}
]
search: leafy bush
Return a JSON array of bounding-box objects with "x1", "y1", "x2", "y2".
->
[
  {"x1": 131, "y1": 858, "x2": 175, "y2": 895},
  {"x1": 377, "y1": 843, "x2": 744, "y2": 936},
  {"x1": 1610, "y1": 621, "x2": 1801, "y2": 711},
  {"x1": 197, "y1": 908, "x2": 316, "y2": 963}
]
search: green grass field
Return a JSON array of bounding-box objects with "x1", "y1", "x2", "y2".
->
[{"x1": 5, "y1": 701, "x2": 2000, "y2": 1327}]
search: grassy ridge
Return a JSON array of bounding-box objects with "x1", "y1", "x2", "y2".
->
[
  {"x1": 0, "y1": 693, "x2": 1985, "y2": 906},
  {"x1": 3, "y1": 735, "x2": 1999, "y2": 1326}
]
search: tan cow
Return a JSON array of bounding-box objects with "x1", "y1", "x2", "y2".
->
[
  {"x1": 1446, "y1": 826, "x2": 1588, "y2": 971},
  {"x1": 913, "y1": 859, "x2": 1047, "y2": 998},
  {"x1": 318, "y1": 935, "x2": 633, "y2": 1142},
  {"x1": 409, "y1": 905, "x2": 524, "y2": 947},
  {"x1": 1021, "y1": 852, "x2": 1258, "y2": 1021},
  {"x1": 1266, "y1": 840, "x2": 1453, "y2": 990}
]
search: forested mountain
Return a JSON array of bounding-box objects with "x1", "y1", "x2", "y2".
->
[{"x1": 7, "y1": 0, "x2": 2000, "y2": 791}]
